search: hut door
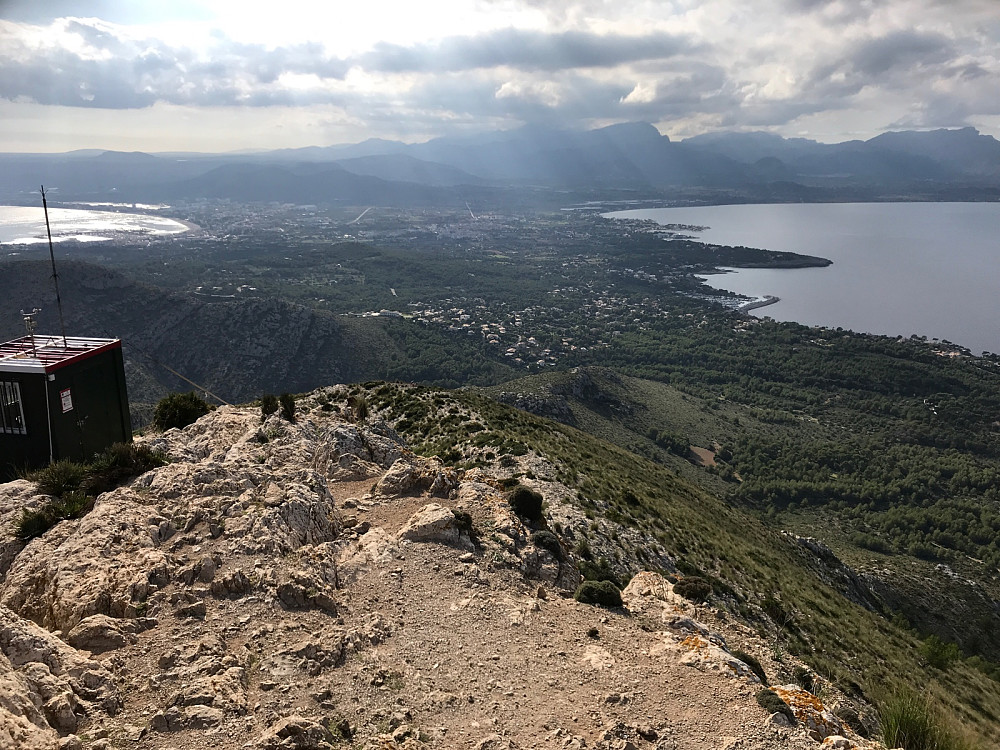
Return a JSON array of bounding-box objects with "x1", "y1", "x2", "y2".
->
[{"x1": 60, "y1": 366, "x2": 120, "y2": 460}]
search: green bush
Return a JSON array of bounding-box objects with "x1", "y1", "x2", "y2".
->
[
  {"x1": 574, "y1": 580, "x2": 623, "y2": 608},
  {"x1": 578, "y1": 557, "x2": 623, "y2": 588},
  {"x1": 153, "y1": 391, "x2": 211, "y2": 430},
  {"x1": 279, "y1": 393, "x2": 296, "y2": 422},
  {"x1": 673, "y1": 575, "x2": 713, "y2": 602},
  {"x1": 50, "y1": 490, "x2": 94, "y2": 520},
  {"x1": 834, "y1": 704, "x2": 871, "y2": 739},
  {"x1": 531, "y1": 530, "x2": 562, "y2": 559},
  {"x1": 919, "y1": 635, "x2": 963, "y2": 671},
  {"x1": 15, "y1": 490, "x2": 93, "y2": 541},
  {"x1": 19, "y1": 443, "x2": 165, "y2": 541},
  {"x1": 260, "y1": 394, "x2": 279, "y2": 420},
  {"x1": 756, "y1": 689, "x2": 795, "y2": 723},
  {"x1": 84, "y1": 442, "x2": 165, "y2": 495},
  {"x1": 32, "y1": 459, "x2": 87, "y2": 497},
  {"x1": 15, "y1": 507, "x2": 58, "y2": 541},
  {"x1": 732, "y1": 649, "x2": 768, "y2": 686},
  {"x1": 508, "y1": 485, "x2": 543, "y2": 522},
  {"x1": 347, "y1": 394, "x2": 369, "y2": 423}
]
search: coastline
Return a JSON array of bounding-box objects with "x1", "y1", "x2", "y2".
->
[{"x1": 738, "y1": 295, "x2": 780, "y2": 313}]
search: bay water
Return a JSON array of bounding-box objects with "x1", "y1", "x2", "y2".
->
[
  {"x1": 0, "y1": 204, "x2": 190, "y2": 246},
  {"x1": 608, "y1": 202, "x2": 1000, "y2": 355}
]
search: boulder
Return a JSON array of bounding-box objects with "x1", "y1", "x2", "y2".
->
[
  {"x1": 0, "y1": 649, "x2": 59, "y2": 749},
  {"x1": 373, "y1": 459, "x2": 458, "y2": 499},
  {"x1": 66, "y1": 615, "x2": 136, "y2": 654},
  {"x1": 253, "y1": 716, "x2": 335, "y2": 750},
  {"x1": 0, "y1": 480, "x2": 49, "y2": 583},
  {"x1": 397, "y1": 504, "x2": 472, "y2": 549},
  {"x1": 773, "y1": 685, "x2": 845, "y2": 741}
]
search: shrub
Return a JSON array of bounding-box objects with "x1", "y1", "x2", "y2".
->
[
  {"x1": 919, "y1": 635, "x2": 963, "y2": 671},
  {"x1": 756, "y1": 689, "x2": 795, "y2": 723},
  {"x1": 153, "y1": 392, "x2": 211, "y2": 431},
  {"x1": 834, "y1": 704, "x2": 871, "y2": 739},
  {"x1": 15, "y1": 490, "x2": 93, "y2": 541},
  {"x1": 32, "y1": 459, "x2": 87, "y2": 496},
  {"x1": 19, "y1": 443, "x2": 164, "y2": 541},
  {"x1": 279, "y1": 393, "x2": 296, "y2": 422},
  {"x1": 531, "y1": 530, "x2": 562, "y2": 560},
  {"x1": 673, "y1": 575, "x2": 713, "y2": 602},
  {"x1": 574, "y1": 580, "x2": 623, "y2": 608},
  {"x1": 84, "y1": 442, "x2": 165, "y2": 495},
  {"x1": 732, "y1": 649, "x2": 768, "y2": 686},
  {"x1": 50, "y1": 490, "x2": 94, "y2": 520},
  {"x1": 578, "y1": 557, "x2": 623, "y2": 588},
  {"x1": 260, "y1": 394, "x2": 279, "y2": 420},
  {"x1": 348, "y1": 394, "x2": 369, "y2": 423},
  {"x1": 761, "y1": 595, "x2": 794, "y2": 629},
  {"x1": 508, "y1": 485, "x2": 543, "y2": 522},
  {"x1": 15, "y1": 507, "x2": 58, "y2": 541}
]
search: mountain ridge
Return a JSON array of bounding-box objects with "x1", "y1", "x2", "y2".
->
[{"x1": 2, "y1": 123, "x2": 998, "y2": 204}]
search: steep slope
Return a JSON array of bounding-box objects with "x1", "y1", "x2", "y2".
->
[
  {"x1": 0, "y1": 390, "x2": 891, "y2": 750},
  {"x1": 0, "y1": 260, "x2": 515, "y2": 418},
  {"x1": 478, "y1": 363, "x2": 1000, "y2": 666}
]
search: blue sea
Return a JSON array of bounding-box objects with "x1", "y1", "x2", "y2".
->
[{"x1": 608, "y1": 202, "x2": 1000, "y2": 355}]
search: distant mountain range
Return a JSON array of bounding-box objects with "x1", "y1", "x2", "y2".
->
[{"x1": 2, "y1": 123, "x2": 999, "y2": 205}]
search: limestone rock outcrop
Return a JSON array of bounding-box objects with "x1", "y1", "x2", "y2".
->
[{"x1": 0, "y1": 393, "x2": 891, "y2": 750}]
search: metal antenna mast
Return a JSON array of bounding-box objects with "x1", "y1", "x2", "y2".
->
[
  {"x1": 20, "y1": 308, "x2": 41, "y2": 357},
  {"x1": 40, "y1": 185, "x2": 68, "y2": 348}
]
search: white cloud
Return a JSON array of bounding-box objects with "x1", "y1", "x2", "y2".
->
[{"x1": 0, "y1": 0, "x2": 998, "y2": 150}]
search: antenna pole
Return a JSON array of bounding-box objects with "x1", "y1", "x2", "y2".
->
[{"x1": 41, "y1": 186, "x2": 68, "y2": 348}]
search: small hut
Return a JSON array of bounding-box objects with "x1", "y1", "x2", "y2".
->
[{"x1": 0, "y1": 334, "x2": 131, "y2": 478}]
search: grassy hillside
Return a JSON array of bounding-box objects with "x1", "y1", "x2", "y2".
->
[{"x1": 475, "y1": 312, "x2": 1000, "y2": 664}]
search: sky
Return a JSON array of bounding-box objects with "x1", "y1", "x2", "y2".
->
[{"x1": 0, "y1": 0, "x2": 998, "y2": 152}]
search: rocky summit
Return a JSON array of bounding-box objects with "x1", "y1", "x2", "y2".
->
[{"x1": 1, "y1": 389, "x2": 888, "y2": 750}]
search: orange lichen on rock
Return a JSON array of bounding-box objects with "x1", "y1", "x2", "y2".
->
[
  {"x1": 773, "y1": 686, "x2": 845, "y2": 741},
  {"x1": 679, "y1": 634, "x2": 711, "y2": 653}
]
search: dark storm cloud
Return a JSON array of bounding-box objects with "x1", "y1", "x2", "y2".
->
[
  {"x1": 360, "y1": 27, "x2": 696, "y2": 73},
  {"x1": 390, "y1": 62, "x2": 738, "y2": 127},
  {"x1": 850, "y1": 30, "x2": 954, "y2": 76},
  {"x1": 807, "y1": 30, "x2": 959, "y2": 99}
]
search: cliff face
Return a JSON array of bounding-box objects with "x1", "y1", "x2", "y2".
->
[{"x1": 0, "y1": 389, "x2": 883, "y2": 750}]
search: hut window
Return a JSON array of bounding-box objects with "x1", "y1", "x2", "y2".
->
[{"x1": 0, "y1": 381, "x2": 26, "y2": 435}]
